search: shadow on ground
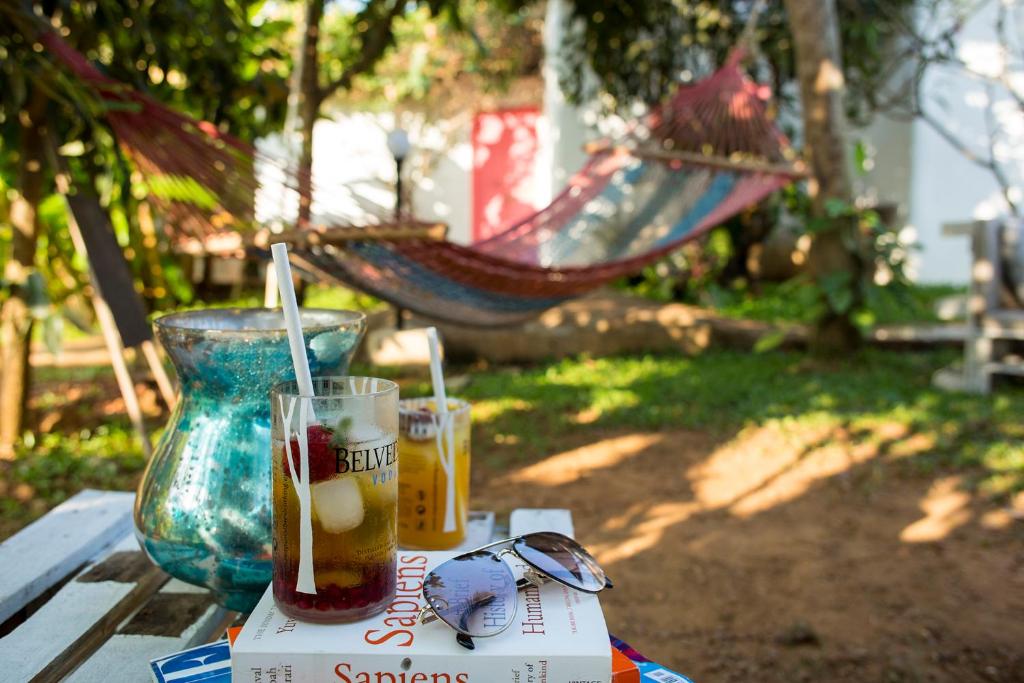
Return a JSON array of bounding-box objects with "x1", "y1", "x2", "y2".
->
[{"x1": 473, "y1": 419, "x2": 1024, "y2": 682}]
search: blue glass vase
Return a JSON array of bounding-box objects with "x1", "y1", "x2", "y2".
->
[{"x1": 135, "y1": 308, "x2": 366, "y2": 611}]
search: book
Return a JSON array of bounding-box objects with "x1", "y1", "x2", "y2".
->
[
  {"x1": 609, "y1": 636, "x2": 693, "y2": 683},
  {"x1": 610, "y1": 646, "x2": 639, "y2": 683},
  {"x1": 634, "y1": 664, "x2": 693, "y2": 683},
  {"x1": 232, "y1": 550, "x2": 611, "y2": 682},
  {"x1": 150, "y1": 639, "x2": 232, "y2": 683},
  {"x1": 151, "y1": 638, "x2": 636, "y2": 683}
]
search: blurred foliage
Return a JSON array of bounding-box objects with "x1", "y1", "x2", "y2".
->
[
  {"x1": 615, "y1": 198, "x2": 942, "y2": 334},
  {"x1": 336, "y1": 0, "x2": 543, "y2": 116},
  {"x1": 158, "y1": 283, "x2": 385, "y2": 316},
  {"x1": 558, "y1": 0, "x2": 923, "y2": 124},
  {"x1": 0, "y1": 363, "x2": 155, "y2": 539},
  {"x1": 0, "y1": 0, "x2": 291, "y2": 326},
  {"x1": 0, "y1": 423, "x2": 151, "y2": 539},
  {"x1": 702, "y1": 280, "x2": 963, "y2": 326}
]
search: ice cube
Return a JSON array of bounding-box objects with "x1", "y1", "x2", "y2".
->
[
  {"x1": 347, "y1": 423, "x2": 389, "y2": 447},
  {"x1": 310, "y1": 477, "x2": 364, "y2": 533}
]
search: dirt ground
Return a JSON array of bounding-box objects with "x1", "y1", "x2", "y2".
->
[{"x1": 472, "y1": 424, "x2": 1024, "y2": 682}]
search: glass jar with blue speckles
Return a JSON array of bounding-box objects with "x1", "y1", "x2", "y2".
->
[{"x1": 134, "y1": 308, "x2": 366, "y2": 611}]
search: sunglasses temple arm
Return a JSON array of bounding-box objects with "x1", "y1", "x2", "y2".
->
[{"x1": 423, "y1": 576, "x2": 612, "y2": 620}]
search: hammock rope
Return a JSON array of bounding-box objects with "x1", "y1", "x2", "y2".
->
[{"x1": 33, "y1": 20, "x2": 802, "y2": 327}]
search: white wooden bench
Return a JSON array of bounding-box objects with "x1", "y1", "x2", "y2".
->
[
  {"x1": 0, "y1": 489, "x2": 572, "y2": 682},
  {"x1": 936, "y1": 219, "x2": 1024, "y2": 393}
]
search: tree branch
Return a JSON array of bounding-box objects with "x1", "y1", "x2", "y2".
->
[
  {"x1": 316, "y1": 0, "x2": 406, "y2": 107},
  {"x1": 918, "y1": 106, "x2": 1019, "y2": 216},
  {"x1": 982, "y1": 81, "x2": 1020, "y2": 215}
]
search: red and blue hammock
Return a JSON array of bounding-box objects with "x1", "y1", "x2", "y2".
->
[{"x1": 40, "y1": 29, "x2": 802, "y2": 326}]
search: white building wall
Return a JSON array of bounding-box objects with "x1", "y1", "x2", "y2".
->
[
  {"x1": 257, "y1": 113, "x2": 475, "y2": 245},
  {"x1": 861, "y1": 3, "x2": 1023, "y2": 285},
  {"x1": 539, "y1": 0, "x2": 593, "y2": 204},
  {"x1": 405, "y1": 120, "x2": 474, "y2": 245}
]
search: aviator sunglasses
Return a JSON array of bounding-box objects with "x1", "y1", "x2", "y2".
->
[{"x1": 418, "y1": 531, "x2": 613, "y2": 650}]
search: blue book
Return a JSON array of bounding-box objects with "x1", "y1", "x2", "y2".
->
[
  {"x1": 150, "y1": 640, "x2": 232, "y2": 683},
  {"x1": 610, "y1": 634, "x2": 695, "y2": 683},
  {"x1": 636, "y1": 661, "x2": 695, "y2": 683}
]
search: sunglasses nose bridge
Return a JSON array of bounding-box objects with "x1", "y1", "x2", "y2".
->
[{"x1": 522, "y1": 567, "x2": 548, "y2": 587}]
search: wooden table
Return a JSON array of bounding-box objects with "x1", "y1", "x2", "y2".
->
[{"x1": 0, "y1": 489, "x2": 573, "y2": 682}]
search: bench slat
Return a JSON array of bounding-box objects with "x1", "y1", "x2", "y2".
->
[
  {"x1": 509, "y1": 508, "x2": 575, "y2": 538},
  {"x1": 0, "y1": 489, "x2": 134, "y2": 624},
  {"x1": 5, "y1": 502, "x2": 569, "y2": 682},
  {"x1": 0, "y1": 534, "x2": 167, "y2": 682},
  {"x1": 66, "y1": 591, "x2": 232, "y2": 683}
]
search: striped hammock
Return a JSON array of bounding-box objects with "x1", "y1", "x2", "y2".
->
[{"x1": 40, "y1": 27, "x2": 802, "y2": 326}]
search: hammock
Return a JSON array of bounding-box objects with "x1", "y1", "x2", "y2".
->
[{"x1": 38, "y1": 28, "x2": 803, "y2": 327}]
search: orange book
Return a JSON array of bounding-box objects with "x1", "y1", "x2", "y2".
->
[{"x1": 612, "y1": 645, "x2": 640, "y2": 683}]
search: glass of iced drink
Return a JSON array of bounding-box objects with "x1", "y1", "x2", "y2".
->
[
  {"x1": 270, "y1": 377, "x2": 398, "y2": 622},
  {"x1": 397, "y1": 398, "x2": 470, "y2": 550}
]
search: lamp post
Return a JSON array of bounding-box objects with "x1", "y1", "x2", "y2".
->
[
  {"x1": 386, "y1": 127, "x2": 410, "y2": 328},
  {"x1": 386, "y1": 128, "x2": 411, "y2": 221}
]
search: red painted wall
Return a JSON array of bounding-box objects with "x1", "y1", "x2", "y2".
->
[{"x1": 472, "y1": 107, "x2": 542, "y2": 243}]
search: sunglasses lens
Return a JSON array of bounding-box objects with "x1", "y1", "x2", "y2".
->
[
  {"x1": 514, "y1": 532, "x2": 607, "y2": 592},
  {"x1": 423, "y1": 551, "x2": 517, "y2": 637}
]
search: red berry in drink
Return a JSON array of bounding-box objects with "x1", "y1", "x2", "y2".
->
[{"x1": 282, "y1": 425, "x2": 337, "y2": 483}]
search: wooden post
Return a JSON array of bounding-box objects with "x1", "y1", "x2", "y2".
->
[
  {"x1": 140, "y1": 340, "x2": 176, "y2": 411},
  {"x1": 50, "y1": 164, "x2": 152, "y2": 458},
  {"x1": 264, "y1": 262, "x2": 279, "y2": 308},
  {"x1": 67, "y1": 213, "x2": 153, "y2": 458},
  {"x1": 964, "y1": 220, "x2": 1000, "y2": 394},
  {"x1": 783, "y1": 0, "x2": 863, "y2": 352}
]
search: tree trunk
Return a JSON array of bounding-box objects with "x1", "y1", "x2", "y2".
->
[
  {"x1": 294, "y1": 0, "x2": 324, "y2": 225},
  {"x1": 0, "y1": 93, "x2": 47, "y2": 458},
  {"x1": 783, "y1": 0, "x2": 863, "y2": 353}
]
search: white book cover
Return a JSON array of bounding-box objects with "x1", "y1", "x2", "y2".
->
[{"x1": 232, "y1": 550, "x2": 611, "y2": 683}]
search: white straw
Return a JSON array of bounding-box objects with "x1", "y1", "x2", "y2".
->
[
  {"x1": 271, "y1": 243, "x2": 315, "y2": 399},
  {"x1": 427, "y1": 327, "x2": 459, "y2": 533},
  {"x1": 426, "y1": 327, "x2": 448, "y2": 416}
]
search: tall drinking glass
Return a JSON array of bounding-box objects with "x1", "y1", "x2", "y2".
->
[
  {"x1": 270, "y1": 377, "x2": 398, "y2": 622},
  {"x1": 397, "y1": 398, "x2": 471, "y2": 549}
]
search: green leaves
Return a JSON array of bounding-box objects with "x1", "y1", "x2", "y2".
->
[
  {"x1": 824, "y1": 197, "x2": 852, "y2": 219},
  {"x1": 24, "y1": 270, "x2": 65, "y2": 356},
  {"x1": 145, "y1": 174, "x2": 219, "y2": 211},
  {"x1": 819, "y1": 270, "x2": 855, "y2": 314},
  {"x1": 754, "y1": 329, "x2": 787, "y2": 353}
]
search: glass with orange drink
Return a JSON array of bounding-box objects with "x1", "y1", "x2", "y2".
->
[{"x1": 397, "y1": 398, "x2": 470, "y2": 549}]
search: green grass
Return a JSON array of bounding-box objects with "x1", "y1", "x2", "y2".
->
[
  {"x1": 155, "y1": 284, "x2": 384, "y2": 316},
  {"x1": 4, "y1": 347, "x2": 1021, "y2": 539},
  {"x1": 0, "y1": 421, "x2": 154, "y2": 538},
  {"x1": 392, "y1": 349, "x2": 1023, "y2": 495}
]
